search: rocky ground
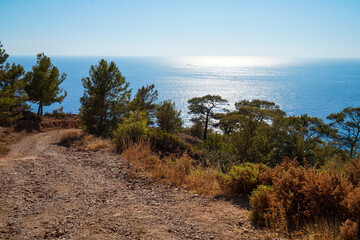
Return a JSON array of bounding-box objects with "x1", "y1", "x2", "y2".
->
[{"x1": 0, "y1": 129, "x2": 275, "y2": 239}]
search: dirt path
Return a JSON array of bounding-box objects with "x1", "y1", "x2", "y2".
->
[{"x1": 0, "y1": 130, "x2": 271, "y2": 240}]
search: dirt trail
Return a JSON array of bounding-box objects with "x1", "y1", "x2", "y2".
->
[{"x1": 0, "y1": 130, "x2": 270, "y2": 239}]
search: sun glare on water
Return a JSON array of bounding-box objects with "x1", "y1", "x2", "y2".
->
[{"x1": 175, "y1": 56, "x2": 285, "y2": 68}]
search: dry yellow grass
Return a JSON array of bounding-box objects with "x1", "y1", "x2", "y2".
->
[
  {"x1": 60, "y1": 129, "x2": 83, "y2": 147},
  {"x1": 292, "y1": 218, "x2": 358, "y2": 240},
  {"x1": 0, "y1": 144, "x2": 10, "y2": 157},
  {"x1": 60, "y1": 130, "x2": 112, "y2": 151},
  {"x1": 81, "y1": 135, "x2": 112, "y2": 151},
  {"x1": 122, "y1": 140, "x2": 220, "y2": 196}
]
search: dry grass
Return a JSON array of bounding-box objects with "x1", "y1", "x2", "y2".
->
[
  {"x1": 295, "y1": 219, "x2": 342, "y2": 240},
  {"x1": 122, "y1": 140, "x2": 220, "y2": 196},
  {"x1": 60, "y1": 130, "x2": 112, "y2": 151},
  {"x1": 60, "y1": 129, "x2": 83, "y2": 147},
  {"x1": 80, "y1": 135, "x2": 112, "y2": 151},
  {"x1": 294, "y1": 218, "x2": 358, "y2": 240},
  {"x1": 0, "y1": 143, "x2": 10, "y2": 157}
]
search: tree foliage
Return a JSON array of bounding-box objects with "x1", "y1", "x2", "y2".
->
[
  {"x1": 188, "y1": 95, "x2": 228, "y2": 140},
  {"x1": 79, "y1": 59, "x2": 131, "y2": 137},
  {"x1": 327, "y1": 107, "x2": 360, "y2": 158},
  {"x1": 156, "y1": 100, "x2": 182, "y2": 133},
  {"x1": 130, "y1": 84, "x2": 158, "y2": 125},
  {"x1": 212, "y1": 100, "x2": 335, "y2": 166},
  {"x1": 25, "y1": 53, "x2": 67, "y2": 115},
  {"x1": 0, "y1": 42, "x2": 28, "y2": 125},
  {"x1": 235, "y1": 99, "x2": 285, "y2": 123}
]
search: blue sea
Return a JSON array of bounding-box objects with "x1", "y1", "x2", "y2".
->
[{"x1": 9, "y1": 56, "x2": 360, "y2": 124}]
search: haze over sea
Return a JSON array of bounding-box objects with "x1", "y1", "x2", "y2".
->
[{"x1": 10, "y1": 56, "x2": 360, "y2": 124}]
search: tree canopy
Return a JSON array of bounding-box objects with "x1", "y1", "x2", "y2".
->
[
  {"x1": 0, "y1": 42, "x2": 28, "y2": 125},
  {"x1": 156, "y1": 100, "x2": 182, "y2": 133},
  {"x1": 327, "y1": 107, "x2": 360, "y2": 158},
  {"x1": 130, "y1": 84, "x2": 158, "y2": 125},
  {"x1": 79, "y1": 59, "x2": 131, "y2": 137},
  {"x1": 188, "y1": 94, "x2": 228, "y2": 140},
  {"x1": 25, "y1": 53, "x2": 67, "y2": 115}
]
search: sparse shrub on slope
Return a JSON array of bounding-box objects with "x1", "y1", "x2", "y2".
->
[
  {"x1": 216, "y1": 162, "x2": 269, "y2": 196},
  {"x1": 122, "y1": 141, "x2": 220, "y2": 196}
]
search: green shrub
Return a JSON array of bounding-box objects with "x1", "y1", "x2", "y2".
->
[
  {"x1": 199, "y1": 149, "x2": 238, "y2": 172},
  {"x1": 249, "y1": 185, "x2": 274, "y2": 226},
  {"x1": 148, "y1": 130, "x2": 192, "y2": 157},
  {"x1": 113, "y1": 111, "x2": 149, "y2": 152},
  {"x1": 216, "y1": 162, "x2": 269, "y2": 195},
  {"x1": 202, "y1": 133, "x2": 223, "y2": 151}
]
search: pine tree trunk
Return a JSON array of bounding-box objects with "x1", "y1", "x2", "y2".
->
[
  {"x1": 204, "y1": 111, "x2": 210, "y2": 140},
  {"x1": 38, "y1": 102, "x2": 43, "y2": 116}
]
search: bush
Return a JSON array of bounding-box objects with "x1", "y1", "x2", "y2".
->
[
  {"x1": 299, "y1": 169, "x2": 351, "y2": 220},
  {"x1": 202, "y1": 133, "x2": 223, "y2": 151},
  {"x1": 345, "y1": 158, "x2": 360, "y2": 186},
  {"x1": 249, "y1": 185, "x2": 274, "y2": 226},
  {"x1": 113, "y1": 111, "x2": 149, "y2": 152},
  {"x1": 188, "y1": 121, "x2": 204, "y2": 139},
  {"x1": 252, "y1": 159, "x2": 353, "y2": 231},
  {"x1": 342, "y1": 187, "x2": 360, "y2": 224},
  {"x1": 340, "y1": 220, "x2": 358, "y2": 240},
  {"x1": 200, "y1": 149, "x2": 238, "y2": 172},
  {"x1": 148, "y1": 130, "x2": 192, "y2": 157},
  {"x1": 216, "y1": 162, "x2": 269, "y2": 195}
]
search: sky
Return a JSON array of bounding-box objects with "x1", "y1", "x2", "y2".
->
[{"x1": 1, "y1": 0, "x2": 360, "y2": 58}]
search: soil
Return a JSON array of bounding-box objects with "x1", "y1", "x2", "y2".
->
[{"x1": 0, "y1": 129, "x2": 275, "y2": 239}]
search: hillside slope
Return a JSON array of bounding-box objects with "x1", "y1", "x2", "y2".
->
[{"x1": 0, "y1": 129, "x2": 272, "y2": 239}]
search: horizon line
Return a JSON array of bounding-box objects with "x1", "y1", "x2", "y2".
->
[{"x1": 9, "y1": 55, "x2": 360, "y2": 60}]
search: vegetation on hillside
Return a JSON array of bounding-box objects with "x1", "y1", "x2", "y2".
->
[{"x1": 1, "y1": 40, "x2": 360, "y2": 238}]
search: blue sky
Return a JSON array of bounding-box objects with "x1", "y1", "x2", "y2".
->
[{"x1": 1, "y1": 0, "x2": 360, "y2": 57}]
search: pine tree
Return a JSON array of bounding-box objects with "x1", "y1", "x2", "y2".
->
[
  {"x1": 130, "y1": 84, "x2": 158, "y2": 125},
  {"x1": 24, "y1": 53, "x2": 67, "y2": 115},
  {"x1": 188, "y1": 95, "x2": 228, "y2": 140},
  {"x1": 156, "y1": 100, "x2": 182, "y2": 133},
  {"x1": 0, "y1": 42, "x2": 28, "y2": 125},
  {"x1": 79, "y1": 59, "x2": 131, "y2": 137}
]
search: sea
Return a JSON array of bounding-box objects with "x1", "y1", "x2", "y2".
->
[{"x1": 9, "y1": 56, "x2": 360, "y2": 125}]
